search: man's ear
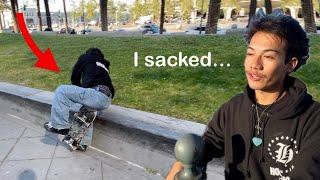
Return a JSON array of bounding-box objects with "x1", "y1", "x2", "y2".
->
[{"x1": 286, "y1": 57, "x2": 298, "y2": 74}]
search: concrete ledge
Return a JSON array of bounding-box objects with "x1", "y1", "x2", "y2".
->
[
  {"x1": 0, "y1": 82, "x2": 224, "y2": 178},
  {"x1": 0, "y1": 82, "x2": 205, "y2": 139}
]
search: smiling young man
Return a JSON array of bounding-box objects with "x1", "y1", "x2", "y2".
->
[{"x1": 167, "y1": 14, "x2": 320, "y2": 180}]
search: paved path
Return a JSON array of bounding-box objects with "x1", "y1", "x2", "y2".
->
[{"x1": 0, "y1": 112, "x2": 163, "y2": 180}]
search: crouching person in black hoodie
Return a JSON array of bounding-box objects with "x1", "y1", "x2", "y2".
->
[
  {"x1": 44, "y1": 48, "x2": 114, "y2": 151},
  {"x1": 167, "y1": 13, "x2": 320, "y2": 180}
]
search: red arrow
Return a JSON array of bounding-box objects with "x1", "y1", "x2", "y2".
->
[{"x1": 16, "y1": 13, "x2": 60, "y2": 72}]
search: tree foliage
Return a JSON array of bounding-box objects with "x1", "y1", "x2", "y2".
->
[
  {"x1": 179, "y1": 0, "x2": 193, "y2": 20},
  {"x1": 85, "y1": 0, "x2": 98, "y2": 20},
  {"x1": 0, "y1": 0, "x2": 9, "y2": 11}
]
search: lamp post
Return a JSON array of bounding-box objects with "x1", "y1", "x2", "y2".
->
[
  {"x1": 199, "y1": 0, "x2": 204, "y2": 34},
  {"x1": 82, "y1": 0, "x2": 85, "y2": 34}
]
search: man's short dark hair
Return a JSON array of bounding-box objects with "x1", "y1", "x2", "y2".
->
[
  {"x1": 86, "y1": 48, "x2": 104, "y2": 59},
  {"x1": 245, "y1": 14, "x2": 310, "y2": 72}
]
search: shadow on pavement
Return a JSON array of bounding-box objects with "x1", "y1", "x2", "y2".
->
[{"x1": 18, "y1": 169, "x2": 36, "y2": 180}]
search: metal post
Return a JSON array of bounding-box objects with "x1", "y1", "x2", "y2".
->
[
  {"x1": 82, "y1": 0, "x2": 85, "y2": 34},
  {"x1": 174, "y1": 134, "x2": 205, "y2": 180}
]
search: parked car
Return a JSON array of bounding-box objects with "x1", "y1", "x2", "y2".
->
[
  {"x1": 59, "y1": 28, "x2": 76, "y2": 34},
  {"x1": 28, "y1": 28, "x2": 37, "y2": 34},
  {"x1": 140, "y1": 24, "x2": 166, "y2": 34},
  {"x1": 44, "y1": 27, "x2": 53, "y2": 32},
  {"x1": 185, "y1": 26, "x2": 224, "y2": 35},
  {"x1": 185, "y1": 26, "x2": 206, "y2": 34},
  {"x1": 113, "y1": 28, "x2": 125, "y2": 32},
  {"x1": 78, "y1": 29, "x2": 92, "y2": 35}
]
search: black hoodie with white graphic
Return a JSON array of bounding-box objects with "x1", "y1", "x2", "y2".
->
[
  {"x1": 201, "y1": 76, "x2": 320, "y2": 180},
  {"x1": 71, "y1": 52, "x2": 115, "y2": 98}
]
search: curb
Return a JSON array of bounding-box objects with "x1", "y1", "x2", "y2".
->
[{"x1": 0, "y1": 82, "x2": 224, "y2": 178}]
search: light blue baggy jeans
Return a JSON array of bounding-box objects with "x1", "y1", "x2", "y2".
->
[{"x1": 50, "y1": 85, "x2": 111, "y2": 146}]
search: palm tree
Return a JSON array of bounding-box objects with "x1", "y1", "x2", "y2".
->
[
  {"x1": 159, "y1": 0, "x2": 165, "y2": 34},
  {"x1": 44, "y1": 0, "x2": 52, "y2": 29},
  {"x1": 205, "y1": 0, "x2": 221, "y2": 34},
  {"x1": 0, "y1": 9, "x2": 4, "y2": 30},
  {"x1": 301, "y1": 0, "x2": 316, "y2": 33},
  {"x1": 63, "y1": 0, "x2": 69, "y2": 32},
  {"x1": 36, "y1": 0, "x2": 42, "y2": 31},
  {"x1": 265, "y1": 0, "x2": 272, "y2": 14},
  {"x1": 0, "y1": 13, "x2": 2, "y2": 30},
  {"x1": 248, "y1": 0, "x2": 257, "y2": 23},
  {"x1": 0, "y1": 0, "x2": 5, "y2": 29},
  {"x1": 0, "y1": 0, "x2": 5, "y2": 30},
  {"x1": 10, "y1": 0, "x2": 19, "y2": 32},
  {"x1": 100, "y1": 0, "x2": 108, "y2": 31}
]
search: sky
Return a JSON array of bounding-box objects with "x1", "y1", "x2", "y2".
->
[{"x1": 18, "y1": 0, "x2": 135, "y2": 13}]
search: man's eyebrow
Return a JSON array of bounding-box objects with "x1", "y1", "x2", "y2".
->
[{"x1": 247, "y1": 46, "x2": 280, "y2": 53}]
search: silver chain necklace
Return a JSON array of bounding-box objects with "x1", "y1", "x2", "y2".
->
[
  {"x1": 252, "y1": 91, "x2": 285, "y2": 147},
  {"x1": 255, "y1": 104, "x2": 273, "y2": 136}
]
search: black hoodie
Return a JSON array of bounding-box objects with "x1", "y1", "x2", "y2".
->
[
  {"x1": 71, "y1": 52, "x2": 115, "y2": 98},
  {"x1": 201, "y1": 76, "x2": 320, "y2": 180}
]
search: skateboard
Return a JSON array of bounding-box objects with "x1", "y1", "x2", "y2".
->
[{"x1": 62, "y1": 107, "x2": 97, "y2": 151}]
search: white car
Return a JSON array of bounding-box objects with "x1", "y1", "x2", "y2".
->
[{"x1": 28, "y1": 28, "x2": 38, "y2": 34}]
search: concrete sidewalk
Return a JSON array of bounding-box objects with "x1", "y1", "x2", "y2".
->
[
  {"x1": 0, "y1": 112, "x2": 163, "y2": 180},
  {"x1": 0, "y1": 82, "x2": 225, "y2": 179}
]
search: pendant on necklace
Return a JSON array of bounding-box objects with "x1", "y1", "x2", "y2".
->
[{"x1": 252, "y1": 137, "x2": 262, "y2": 146}]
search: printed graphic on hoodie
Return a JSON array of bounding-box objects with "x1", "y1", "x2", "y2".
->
[
  {"x1": 96, "y1": 61, "x2": 109, "y2": 73},
  {"x1": 268, "y1": 136, "x2": 299, "y2": 180}
]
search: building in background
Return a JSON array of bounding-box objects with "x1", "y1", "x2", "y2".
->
[
  {"x1": 1, "y1": 0, "x2": 319, "y2": 30},
  {"x1": 189, "y1": 0, "x2": 318, "y2": 21}
]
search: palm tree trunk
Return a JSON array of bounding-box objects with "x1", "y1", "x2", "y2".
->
[
  {"x1": 265, "y1": 0, "x2": 272, "y2": 14},
  {"x1": 205, "y1": 0, "x2": 221, "y2": 34},
  {"x1": 100, "y1": 0, "x2": 108, "y2": 31},
  {"x1": 0, "y1": 11, "x2": 3, "y2": 30},
  {"x1": 14, "y1": 0, "x2": 18, "y2": 11},
  {"x1": 301, "y1": 0, "x2": 316, "y2": 33},
  {"x1": 160, "y1": 0, "x2": 165, "y2": 34},
  {"x1": 248, "y1": 0, "x2": 257, "y2": 23},
  {"x1": 63, "y1": 0, "x2": 69, "y2": 32},
  {"x1": 36, "y1": 0, "x2": 42, "y2": 31},
  {"x1": 1, "y1": 11, "x2": 4, "y2": 29},
  {"x1": 10, "y1": 0, "x2": 19, "y2": 33},
  {"x1": 44, "y1": 0, "x2": 52, "y2": 29}
]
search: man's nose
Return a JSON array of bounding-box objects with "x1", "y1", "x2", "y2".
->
[{"x1": 250, "y1": 55, "x2": 263, "y2": 70}]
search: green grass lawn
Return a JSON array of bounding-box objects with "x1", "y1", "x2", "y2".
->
[{"x1": 0, "y1": 33, "x2": 319, "y2": 124}]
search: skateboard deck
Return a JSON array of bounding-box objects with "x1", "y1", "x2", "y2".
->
[{"x1": 63, "y1": 108, "x2": 97, "y2": 151}]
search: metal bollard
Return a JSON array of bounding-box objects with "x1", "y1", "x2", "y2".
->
[{"x1": 174, "y1": 133, "x2": 205, "y2": 180}]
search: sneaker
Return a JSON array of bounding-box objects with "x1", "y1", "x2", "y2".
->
[{"x1": 44, "y1": 122, "x2": 69, "y2": 135}]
